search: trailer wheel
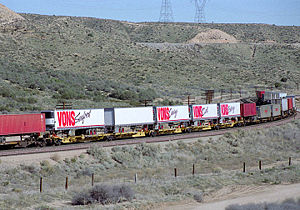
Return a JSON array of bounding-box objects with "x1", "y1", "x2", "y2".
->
[
  {"x1": 105, "y1": 135, "x2": 114, "y2": 141},
  {"x1": 0, "y1": 137, "x2": 6, "y2": 143},
  {"x1": 38, "y1": 140, "x2": 46, "y2": 147},
  {"x1": 150, "y1": 131, "x2": 157, "y2": 137},
  {"x1": 186, "y1": 128, "x2": 192, "y2": 133},
  {"x1": 55, "y1": 139, "x2": 62, "y2": 146}
]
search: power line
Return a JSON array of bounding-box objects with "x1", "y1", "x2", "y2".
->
[
  {"x1": 159, "y1": 0, "x2": 174, "y2": 22},
  {"x1": 194, "y1": 0, "x2": 207, "y2": 23}
]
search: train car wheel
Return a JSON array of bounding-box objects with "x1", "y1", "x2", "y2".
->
[
  {"x1": 105, "y1": 135, "x2": 114, "y2": 141},
  {"x1": 38, "y1": 140, "x2": 46, "y2": 147},
  {"x1": 55, "y1": 140, "x2": 62, "y2": 146},
  {"x1": 150, "y1": 131, "x2": 157, "y2": 137}
]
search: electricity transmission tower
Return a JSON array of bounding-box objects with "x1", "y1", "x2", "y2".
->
[
  {"x1": 159, "y1": 0, "x2": 174, "y2": 22},
  {"x1": 194, "y1": 0, "x2": 207, "y2": 23}
]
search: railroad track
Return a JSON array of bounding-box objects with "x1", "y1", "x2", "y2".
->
[{"x1": 0, "y1": 113, "x2": 299, "y2": 157}]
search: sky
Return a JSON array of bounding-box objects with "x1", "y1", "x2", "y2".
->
[{"x1": 1, "y1": 0, "x2": 300, "y2": 26}]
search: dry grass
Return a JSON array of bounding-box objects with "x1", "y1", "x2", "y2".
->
[
  {"x1": 0, "y1": 119, "x2": 299, "y2": 209},
  {"x1": 50, "y1": 154, "x2": 61, "y2": 162}
]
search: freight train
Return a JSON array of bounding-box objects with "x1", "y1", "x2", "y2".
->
[{"x1": 0, "y1": 91, "x2": 297, "y2": 148}]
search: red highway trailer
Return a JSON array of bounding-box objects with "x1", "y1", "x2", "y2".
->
[
  {"x1": 0, "y1": 113, "x2": 46, "y2": 136},
  {"x1": 240, "y1": 103, "x2": 256, "y2": 117}
]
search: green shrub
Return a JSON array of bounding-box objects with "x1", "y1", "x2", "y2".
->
[
  {"x1": 109, "y1": 89, "x2": 138, "y2": 100},
  {"x1": 193, "y1": 192, "x2": 203, "y2": 203},
  {"x1": 93, "y1": 93, "x2": 105, "y2": 102},
  {"x1": 87, "y1": 146, "x2": 111, "y2": 164},
  {"x1": 72, "y1": 184, "x2": 134, "y2": 205},
  {"x1": 72, "y1": 191, "x2": 94, "y2": 205},
  {"x1": 275, "y1": 82, "x2": 281, "y2": 88},
  {"x1": 12, "y1": 188, "x2": 22, "y2": 193},
  {"x1": 281, "y1": 77, "x2": 287, "y2": 82},
  {"x1": 20, "y1": 164, "x2": 39, "y2": 174},
  {"x1": 137, "y1": 88, "x2": 158, "y2": 101},
  {"x1": 40, "y1": 160, "x2": 55, "y2": 176},
  {"x1": 50, "y1": 154, "x2": 61, "y2": 162},
  {"x1": 34, "y1": 205, "x2": 55, "y2": 210}
]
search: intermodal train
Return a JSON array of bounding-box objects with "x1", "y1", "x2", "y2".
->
[{"x1": 0, "y1": 91, "x2": 297, "y2": 148}]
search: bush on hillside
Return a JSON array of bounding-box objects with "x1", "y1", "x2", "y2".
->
[{"x1": 72, "y1": 184, "x2": 134, "y2": 205}]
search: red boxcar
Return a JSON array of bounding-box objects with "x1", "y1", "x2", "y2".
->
[
  {"x1": 0, "y1": 113, "x2": 45, "y2": 136},
  {"x1": 287, "y1": 98, "x2": 293, "y2": 110},
  {"x1": 240, "y1": 103, "x2": 257, "y2": 117}
]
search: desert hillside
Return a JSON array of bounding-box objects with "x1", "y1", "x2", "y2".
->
[
  {"x1": 0, "y1": 3, "x2": 24, "y2": 25},
  {"x1": 0, "y1": 5, "x2": 299, "y2": 112}
]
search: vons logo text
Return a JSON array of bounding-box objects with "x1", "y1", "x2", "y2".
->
[
  {"x1": 157, "y1": 107, "x2": 178, "y2": 121},
  {"x1": 57, "y1": 111, "x2": 75, "y2": 127},
  {"x1": 57, "y1": 110, "x2": 92, "y2": 127},
  {"x1": 75, "y1": 110, "x2": 91, "y2": 124},
  {"x1": 193, "y1": 106, "x2": 208, "y2": 119},
  {"x1": 221, "y1": 104, "x2": 235, "y2": 116}
]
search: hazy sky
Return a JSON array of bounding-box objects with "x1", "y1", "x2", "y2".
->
[{"x1": 2, "y1": 0, "x2": 300, "y2": 26}]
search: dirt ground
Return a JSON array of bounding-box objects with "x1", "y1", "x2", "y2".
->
[
  {"x1": 0, "y1": 135, "x2": 219, "y2": 168},
  {"x1": 159, "y1": 183, "x2": 300, "y2": 210},
  {"x1": 1, "y1": 128, "x2": 299, "y2": 209},
  {"x1": 0, "y1": 149, "x2": 88, "y2": 168}
]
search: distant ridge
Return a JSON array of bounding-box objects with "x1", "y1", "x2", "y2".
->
[{"x1": 0, "y1": 3, "x2": 24, "y2": 25}]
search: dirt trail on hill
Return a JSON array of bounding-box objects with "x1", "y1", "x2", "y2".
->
[{"x1": 162, "y1": 183, "x2": 300, "y2": 210}]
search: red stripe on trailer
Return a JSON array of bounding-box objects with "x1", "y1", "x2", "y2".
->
[
  {"x1": 158, "y1": 118, "x2": 190, "y2": 123},
  {"x1": 0, "y1": 113, "x2": 45, "y2": 136},
  {"x1": 57, "y1": 124, "x2": 104, "y2": 129}
]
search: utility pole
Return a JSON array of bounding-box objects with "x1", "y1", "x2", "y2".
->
[
  {"x1": 194, "y1": 0, "x2": 207, "y2": 23},
  {"x1": 205, "y1": 90, "x2": 214, "y2": 104},
  {"x1": 159, "y1": 0, "x2": 174, "y2": 22},
  {"x1": 144, "y1": 100, "x2": 152, "y2": 107},
  {"x1": 220, "y1": 89, "x2": 224, "y2": 101}
]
